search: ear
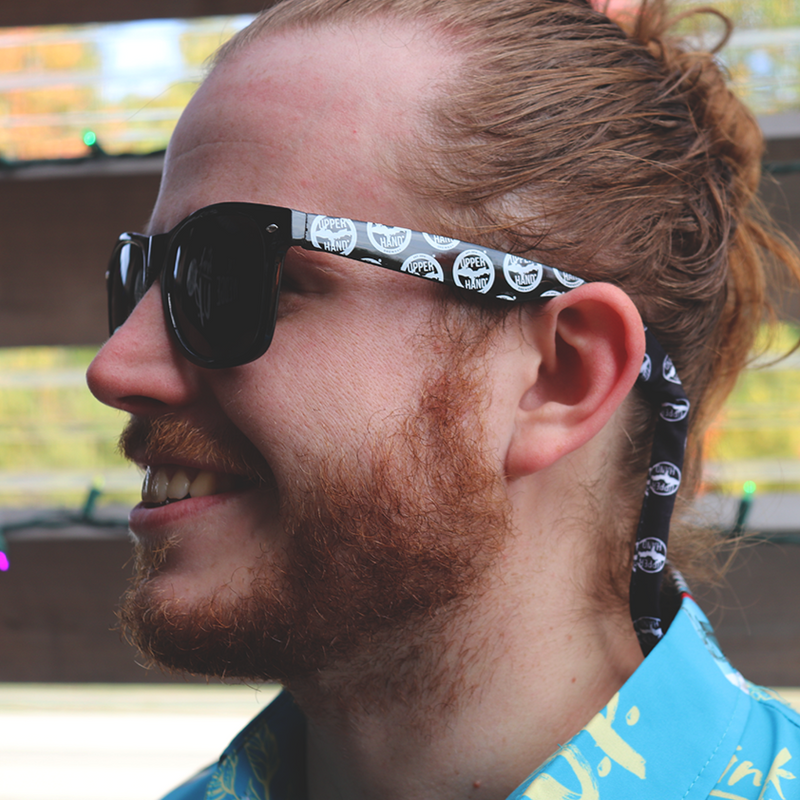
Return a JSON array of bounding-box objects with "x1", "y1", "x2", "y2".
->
[{"x1": 505, "y1": 282, "x2": 645, "y2": 478}]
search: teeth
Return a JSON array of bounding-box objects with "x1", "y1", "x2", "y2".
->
[
  {"x1": 167, "y1": 469, "x2": 191, "y2": 500},
  {"x1": 188, "y1": 470, "x2": 216, "y2": 498},
  {"x1": 142, "y1": 467, "x2": 169, "y2": 504},
  {"x1": 141, "y1": 466, "x2": 239, "y2": 505},
  {"x1": 142, "y1": 468, "x2": 154, "y2": 503}
]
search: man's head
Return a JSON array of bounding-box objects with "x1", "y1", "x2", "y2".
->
[{"x1": 87, "y1": 0, "x2": 786, "y2": 692}]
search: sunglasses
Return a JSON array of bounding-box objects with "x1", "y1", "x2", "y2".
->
[{"x1": 107, "y1": 201, "x2": 587, "y2": 369}]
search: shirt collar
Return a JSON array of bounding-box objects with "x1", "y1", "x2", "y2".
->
[{"x1": 510, "y1": 595, "x2": 752, "y2": 799}]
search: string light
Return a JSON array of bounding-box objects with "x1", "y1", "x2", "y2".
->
[{"x1": 733, "y1": 480, "x2": 757, "y2": 536}]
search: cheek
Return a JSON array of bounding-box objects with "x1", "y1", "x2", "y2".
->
[{"x1": 210, "y1": 293, "x2": 436, "y2": 460}]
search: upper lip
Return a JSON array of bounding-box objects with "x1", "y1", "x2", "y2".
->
[
  {"x1": 129, "y1": 452, "x2": 249, "y2": 479},
  {"x1": 120, "y1": 414, "x2": 274, "y2": 487}
]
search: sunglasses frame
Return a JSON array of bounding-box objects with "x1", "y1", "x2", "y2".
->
[{"x1": 108, "y1": 201, "x2": 587, "y2": 370}]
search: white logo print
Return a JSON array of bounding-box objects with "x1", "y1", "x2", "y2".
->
[
  {"x1": 633, "y1": 616, "x2": 664, "y2": 640},
  {"x1": 662, "y1": 355, "x2": 680, "y2": 384},
  {"x1": 553, "y1": 268, "x2": 585, "y2": 289},
  {"x1": 401, "y1": 254, "x2": 444, "y2": 282},
  {"x1": 453, "y1": 249, "x2": 495, "y2": 293},
  {"x1": 648, "y1": 462, "x2": 681, "y2": 496},
  {"x1": 423, "y1": 232, "x2": 460, "y2": 251},
  {"x1": 540, "y1": 289, "x2": 563, "y2": 298},
  {"x1": 367, "y1": 223, "x2": 412, "y2": 255},
  {"x1": 660, "y1": 398, "x2": 690, "y2": 422},
  {"x1": 639, "y1": 353, "x2": 652, "y2": 382},
  {"x1": 502, "y1": 254, "x2": 543, "y2": 293},
  {"x1": 310, "y1": 216, "x2": 358, "y2": 256},
  {"x1": 634, "y1": 537, "x2": 667, "y2": 573}
]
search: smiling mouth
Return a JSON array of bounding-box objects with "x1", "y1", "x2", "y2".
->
[{"x1": 141, "y1": 465, "x2": 245, "y2": 507}]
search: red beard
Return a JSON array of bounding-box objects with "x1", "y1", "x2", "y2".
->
[{"x1": 118, "y1": 338, "x2": 511, "y2": 693}]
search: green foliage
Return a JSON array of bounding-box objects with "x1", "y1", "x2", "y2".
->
[
  {"x1": 703, "y1": 0, "x2": 800, "y2": 28},
  {"x1": 0, "y1": 347, "x2": 137, "y2": 508},
  {"x1": 704, "y1": 324, "x2": 800, "y2": 494},
  {"x1": 669, "y1": 0, "x2": 800, "y2": 116},
  {"x1": 1, "y1": 16, "x2": 249, "y2": 161}
]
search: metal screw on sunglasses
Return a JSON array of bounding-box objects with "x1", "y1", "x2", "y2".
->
[
  {"x1": 106, "y1": 200, "x2": 690, "y2": 657},
  {"x1": 107, "y1": 201, "x2": 587, "y2": 370}
]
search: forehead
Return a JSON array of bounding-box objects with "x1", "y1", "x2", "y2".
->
[{"x1": 152, "y1": 18, "x2": 457, "y2": 232}]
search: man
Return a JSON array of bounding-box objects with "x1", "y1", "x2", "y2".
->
[{"x1": 87, "y1": 1, "x2": 800, "y2": 798}]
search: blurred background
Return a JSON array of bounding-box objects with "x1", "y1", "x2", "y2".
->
[{"x1": 0, "y1": 0, "x2": 799, "y2": 798}]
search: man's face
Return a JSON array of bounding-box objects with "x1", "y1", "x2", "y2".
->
[{"x1": 87, "y1": 21, "x2": 515, "y2": 684}]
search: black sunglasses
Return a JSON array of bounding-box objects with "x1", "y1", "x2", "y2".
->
[{"x1": 108, "y1": 201, "x2": 586, "y2": 370}]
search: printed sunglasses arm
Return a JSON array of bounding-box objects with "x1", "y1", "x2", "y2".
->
[{"x1": 291, "y1": 212, "x2": 587, "y2": 302}]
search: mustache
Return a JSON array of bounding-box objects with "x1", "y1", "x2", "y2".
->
[{"x1": 119, "y1": 414, "x2": 273, "y2": 485}]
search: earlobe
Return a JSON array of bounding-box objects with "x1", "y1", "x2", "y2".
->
[{"x1": 505, "y1": 283, "x2": 645, "y2": 478}]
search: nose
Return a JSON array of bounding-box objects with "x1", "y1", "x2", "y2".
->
[{"x1": 86, "y1": 284, "x2": 203, "y2": 414}]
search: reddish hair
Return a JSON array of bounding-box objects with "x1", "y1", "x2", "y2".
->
[{"x1": 217, "y1": 0, "x2": 800, "y2": 588}]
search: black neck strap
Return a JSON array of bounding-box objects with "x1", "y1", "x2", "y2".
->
[{"x1": 630, "y1": 328, "x2": 691, "y2": 656}]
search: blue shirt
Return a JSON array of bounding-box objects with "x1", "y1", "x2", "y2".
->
[{"x1": 164, "y1": 596, "x2": 800, "y2": 800}]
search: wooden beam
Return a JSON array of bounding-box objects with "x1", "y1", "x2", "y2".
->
[
  {"x1": 2, "y1": 532, "x2": 797, "y2": 684},
  {"x1": 0, "y1": 160, "x2": 163, "y2": 347},
  {"x1": 0, "y1": 0, "x2": 269, "y2": 28}
]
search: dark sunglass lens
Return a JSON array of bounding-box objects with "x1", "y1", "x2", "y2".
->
[
  {"x1": 109, "y1": 241, "x2": 146, "y2": 333},
  {"x1": 166, "y1": 213, "x2": 273, "y2": 365}
]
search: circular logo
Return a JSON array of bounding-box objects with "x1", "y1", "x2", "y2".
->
[
  {"x1": 633, "y1": 616, "x2": 664, "y2": 640},
  {"x1": 662, "y1": 355, "x2": 680, "y2": 384},
  {"x1": 401, "y1": 253, "x2": 444, "y2": 282},
  {"x1": 367, "y1": 223, "x2": 412, "y2": 255},
  {"x1": 634, "y1": 537, "x2": 667, "y2": 573},
  {"x1": 503, "y1": 254, "x2": 543, "y2": 293},
  {"x1": 453, "y1": 249, "x2": 495, "y2": 294},
  {"x1": 540, "y1": 289, "x2": 563, "y2": 298},
  {"x1": 423, "y1": 232, "x2": 460, "y2": 251},
  {"x1": 310, "y1": 216, "x2": 358, "y2": 256},
  {"x1": 648, "y1": 461, "x2": 681, "y2": 496},
  {"x1": 553, "y1": 268, "x2": 585, "y2": 289},
  {"x1": 660, "y1": 398, "x2": 690, "y2": 422},
  {"x1": 639, "y1": 353, "x2": 652, "y2": 382}
]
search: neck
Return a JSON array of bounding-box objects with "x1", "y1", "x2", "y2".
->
[{"x1": 291, "y1": 522, "x2": 643, "y2": 800}]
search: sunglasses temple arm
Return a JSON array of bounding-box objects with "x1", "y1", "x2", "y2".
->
[
  {"x1": 290, "y1": 211, "x2": 310, "y2": 245},
  {"x1": 291, "y1": 212, "x2": 590, "y2": 308}
]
